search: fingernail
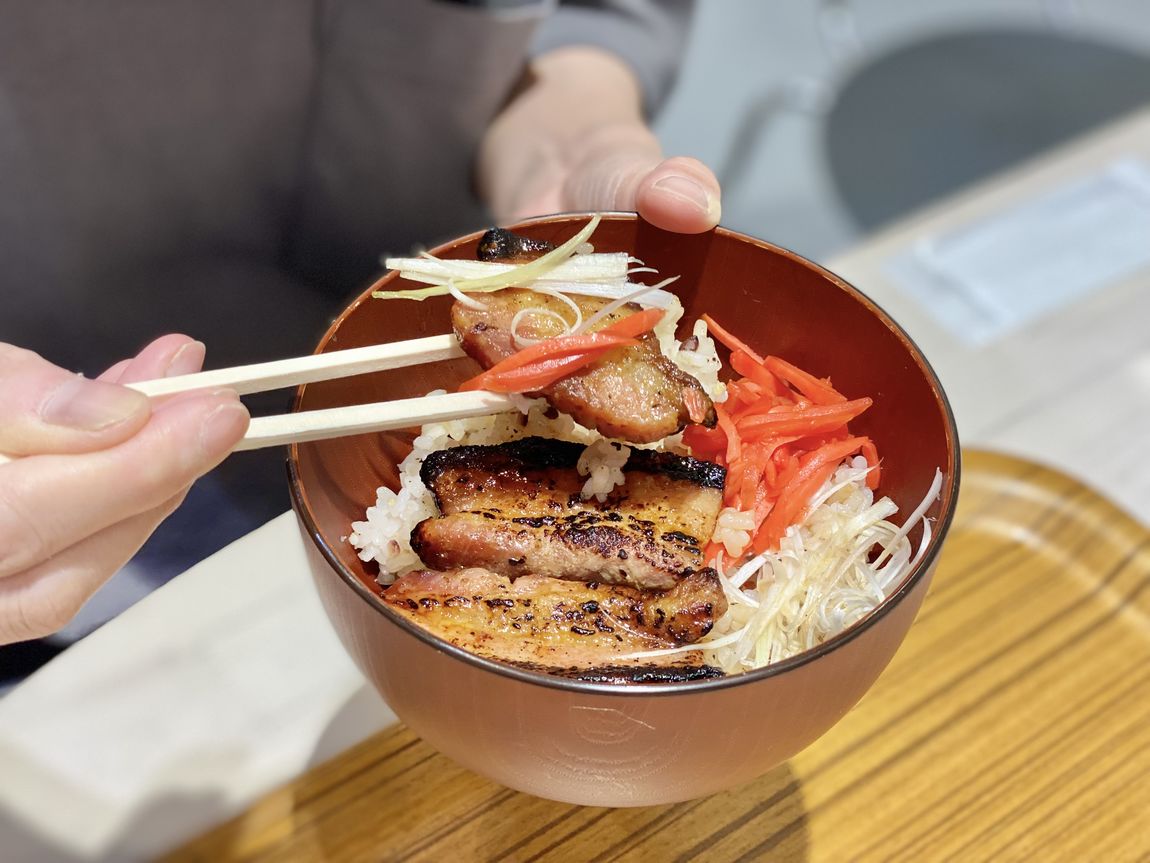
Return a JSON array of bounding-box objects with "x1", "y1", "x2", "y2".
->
[
  {"x1": 198, "y1": 398, "x2": 249, "y2": 458},
  {"x1": 652, "y1": 175, "x2": 716, "y2": 215},
  {"x1": 41, "y1": 376, "x2": 148, "y2": 431},
  {"x1": 166, "y1": 341, "x2": 206, "y2": 378}
]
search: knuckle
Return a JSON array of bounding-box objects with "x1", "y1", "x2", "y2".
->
[
  {"x1": 129, "y1": 449, "x2": 190, "y2": 501},
  {"x1": 0, "y1": 344, "x2": 47, "y2": 387},
  {"x1": 0, "y1": 574, "x2": 82, "y2": 644},
  {"x1": 157, "y1": 491, "x2": 188, "y2": 521},
  {"x1": 0, "y1": 483, "x2": 52, "y2": 578},
  {"x1": 14, "y1": 589, "x2": 79, "y2": 641},
  {"x1": 0, "y1": 343, "x2": 38, "y2": 370}
]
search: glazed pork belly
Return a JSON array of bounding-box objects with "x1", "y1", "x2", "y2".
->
[
  {"x1": 451, "y1": 289, "x2": 716, "y2": 443},
  {"x1": 383, "y1": 567, "x2": 727, "y2": 669},
  {"x1": 410, "y1": 437, "x2": 725, "y2": 590}
]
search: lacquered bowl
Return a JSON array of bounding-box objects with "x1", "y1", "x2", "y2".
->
[{"x1": 288, "y1": 213, "x2": 960, "y2": 806}]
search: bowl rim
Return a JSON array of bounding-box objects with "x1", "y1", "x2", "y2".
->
[{"x1": 287, "y1": 212, "x2": 961, "y2": 697}]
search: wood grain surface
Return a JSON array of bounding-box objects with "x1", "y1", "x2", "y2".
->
[{"x1": 165, "y1": 450, "x2": 1150, "y2": 862}]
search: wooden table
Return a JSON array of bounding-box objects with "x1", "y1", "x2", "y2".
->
[{"x1": 3, "y1": 110, "x2": 1150, "y2": 862}]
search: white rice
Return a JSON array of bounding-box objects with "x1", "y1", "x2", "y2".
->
[
  {"x1": 577, "y1": 439, "x2": 632, "y2": 502},
  {"x1": 348, "y1": 295, "x2": 724, "y2": 583}
]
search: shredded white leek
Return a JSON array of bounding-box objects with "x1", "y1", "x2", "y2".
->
[
  {"x1": 572, "y1": 276, "x2": 681, "y2": 335},
  {"x1": 382, "y1": 252, "x2": 632, "y2": 289},
  {"x1": 509, "y1": 307, "x2": 570, "y2": 347},
  {"x1": 446, "y1": 280, "x2": 487, "y2": 311},
  {"x1": 526, "y1": 283, "x2": 679, "y2": 309},
  {"x1": 508, "y1": 289, "x2": 586, "y2": 348},
  {"x1": 542, "y1": 289, "x2": 583, "y2": 332},
  {"x1": 374, "y1": 215, "x2": 602, "y2": 300}
]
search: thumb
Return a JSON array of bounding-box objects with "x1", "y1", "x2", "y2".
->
[
  {"x1": 563, "y1": 143, "x2": 722, "y2": 235},
  {"x1": 0, "y1": 344, "x2": 150, "y2": 457},
  {"x1": 633, "y1": 157, "x2": 722, "y2": 234}
]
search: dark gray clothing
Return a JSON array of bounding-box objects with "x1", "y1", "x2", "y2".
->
[
  {"x1": 0, "y1": 0, "x2": 693, "y2": 594},
  {"x1": 0, "y1": 0, "x2": 692, "y2": 375}
]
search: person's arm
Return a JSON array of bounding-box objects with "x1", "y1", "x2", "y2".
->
[
  {"x1": 0, "y1": 335, "x2": 248, "y2": 645},
  {"x1": 477, "y1": 45, "x2": 720, "y2": 233}
]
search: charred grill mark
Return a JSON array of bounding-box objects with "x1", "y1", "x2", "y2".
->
[
  {"x1": 511, "y1": 516, "x2": 558, "y2": 528},
  {"x1": 514, "y1": 663, "x2": 726, "y2": 684},
  {"x1": 573, "y1": 665, "x2": 724, "y2": 684},
  {"x1": 630, "y1": 453, "x2": 726, "y2": 492},
  {"x1": 662, "y1": 530, "x2": 700, "y2": 547},
  {"x1": 476, "y1": 227, "x2": 556, "y2": 262}
]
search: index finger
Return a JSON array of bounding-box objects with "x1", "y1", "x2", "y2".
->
[{"x1": 100, "y1": 334, "x2": 206, "y2": 386}]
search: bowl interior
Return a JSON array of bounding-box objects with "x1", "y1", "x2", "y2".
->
[{"x1": 289, "y1": 214, "x2": 959, "y2": 675}]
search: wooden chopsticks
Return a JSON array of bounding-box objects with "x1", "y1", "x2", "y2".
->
[
  {"x1": 127, "y1": 334, "x2": 465, "y2": 397},
  {"x1": 235, "y1": 389, "x2": 515, "y2": 451},
  {"x1": 0, "y1": 335, "x2": 517, "y2": 463}
]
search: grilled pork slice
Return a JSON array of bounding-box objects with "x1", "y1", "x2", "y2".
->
[
  {"x1": 412, "y1": 437, "x2": 725, "y2": 590},
  {"x1": 412, "y1": 511, "x2": 697, "y2": 592},
  {"x1": 452, "y1": 289, "x2": 716, "y2": 443},
  {"x1": 382, "y1": 567, "x2": 727, "y2": 670}
]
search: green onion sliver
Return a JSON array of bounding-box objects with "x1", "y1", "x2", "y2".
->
[{"x1": 372, "y1": 214, "x2": 603, "y2": 301}]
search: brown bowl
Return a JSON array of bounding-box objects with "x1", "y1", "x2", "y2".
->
[{"x1": 288, "y1": 213, "x2": 960, "y2": 806}]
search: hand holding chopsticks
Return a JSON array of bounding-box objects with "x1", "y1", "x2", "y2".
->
[
  {"x1": 120, "y1": 334, "x2": 518, "y2": 452},
  {"x1": 132, "y1": 334, "x2": 518, "y2": 452},
  {"x1": 0, "y1": 334, "x2": 515, "y2": 465}
]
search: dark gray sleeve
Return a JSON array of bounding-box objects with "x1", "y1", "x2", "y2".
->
[{"x1": 531, "y1": 0, "x2": 696, "y2": 116}]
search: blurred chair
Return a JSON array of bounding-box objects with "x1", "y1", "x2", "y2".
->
[
  {"x1": 823, "y1": 22, "x2": 1150, "y2": 230},
  {"x1": 714, "y1": 1, "x2": 1150, "y2": 234}
]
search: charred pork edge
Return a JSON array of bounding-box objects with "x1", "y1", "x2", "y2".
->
[
  {"x1": 510, "y1": 661, "x2": 725, "y2": 684},
  {"x1": 476, "y1": 227, "x2": 556, "y2": 262},
  {"x1": 419, "y1": 436, "x2": 725, "y2": 493}
]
